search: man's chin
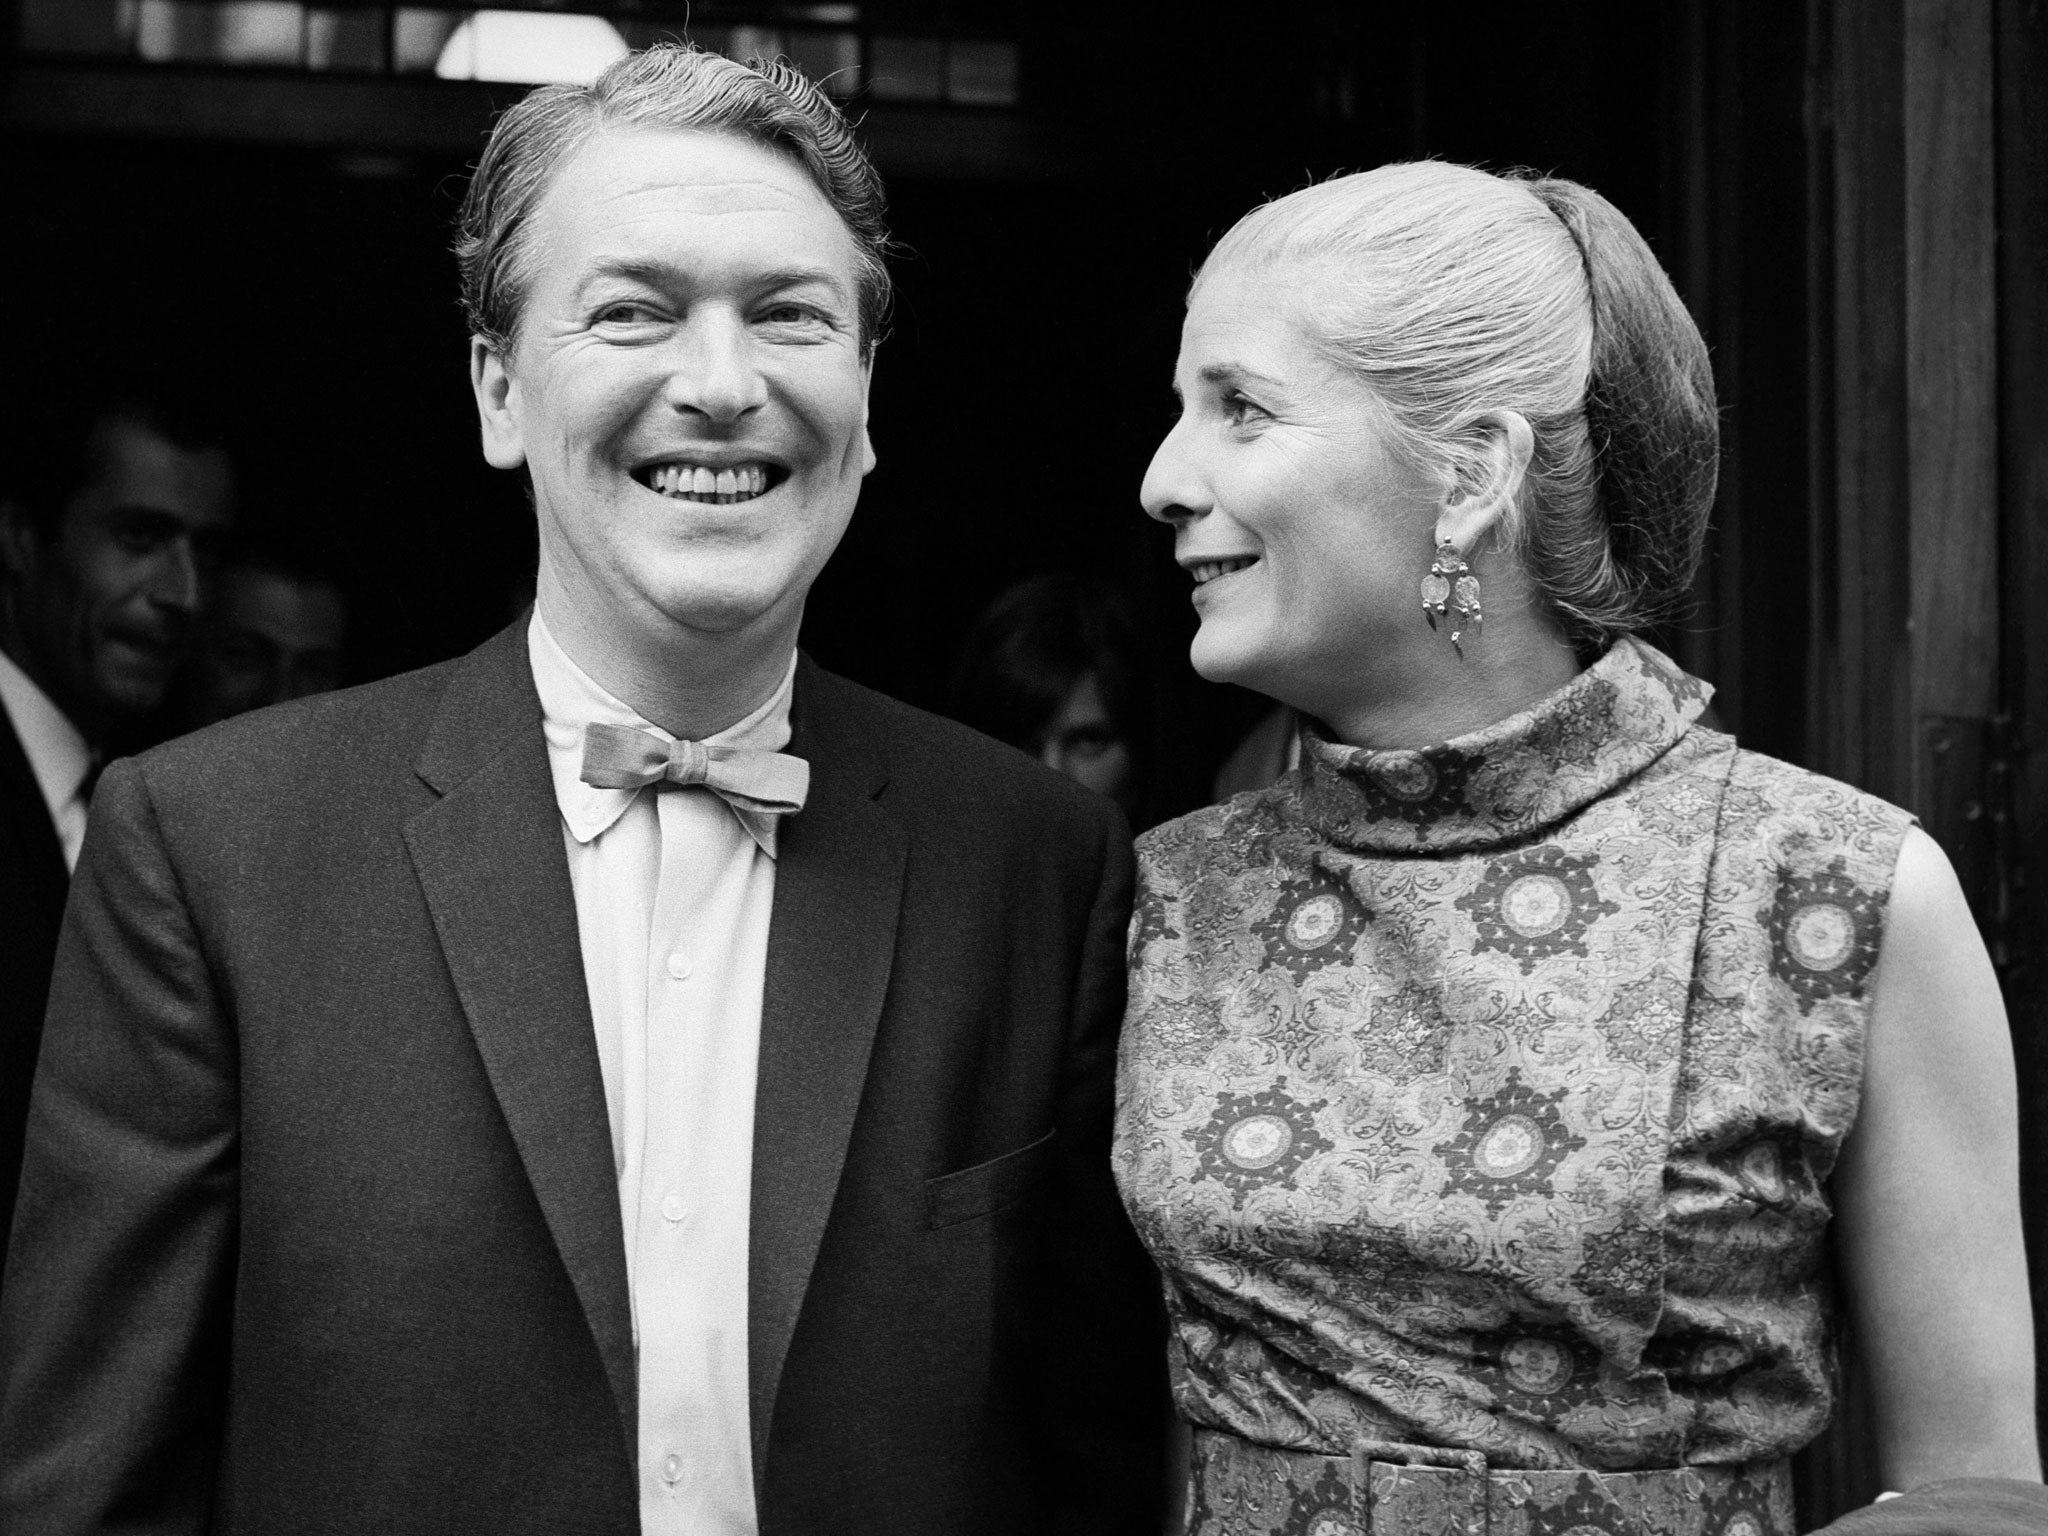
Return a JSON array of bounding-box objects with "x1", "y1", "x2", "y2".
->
[
  {"x1": 637, "y1": 575, "x2": 805, "y2": 641},
  {"x1": 91, "y1": 657, "x2": 176, "y2": 721}
]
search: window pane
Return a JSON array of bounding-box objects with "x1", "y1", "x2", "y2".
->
[
  {"x1": 306, "y1": 7, "x2": 387, "y2": 71},
  {"x1": 216, "y1": 2, "x2": 305, "y2": 66},
  {"x1": 726, "y1": 25, "x2": 786, "y2": 65},
  {"x1": 947, "y1": 39, "x2": 1018, "y2": 107},
  {"x1": 22, "y1": 0, "x2": 128, "y2": 55},
  {"x1": 788, "y1": 29, "x2": 861, "y2": 97},
  {"x1": 434, "y1": 11, "x2": 630, "y2": 85},
  {"x1": 868, "y1": 35, "x2": 942, "y2": 102},
  {"x1": 392, "y1": 7, "x2": 461, "y2": 74}
]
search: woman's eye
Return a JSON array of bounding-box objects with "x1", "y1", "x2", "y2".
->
[{"x1": 1220, "y1": 390, "x2": 1267, "y2": 426}]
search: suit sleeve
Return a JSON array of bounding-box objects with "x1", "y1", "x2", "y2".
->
[
  {"x1": 0, "y1": 756, "x2": 237, "y2": 1533},
  {"x1": 1027, "y1": 804, "x2": 1169, "y2": 1536}
]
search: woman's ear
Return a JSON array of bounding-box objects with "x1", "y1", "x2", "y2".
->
[{"x1": 1434, "y1": 410, "x2": 1534, "y2": 555}]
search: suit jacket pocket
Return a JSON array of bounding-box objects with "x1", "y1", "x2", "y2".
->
[{"x1": 924, "y1": 1127, "x2": 1056, "y2": 1230}]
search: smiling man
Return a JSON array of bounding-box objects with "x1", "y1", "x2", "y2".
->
[
  {"x1": 0, "y1": 387, "x2": 234, "y2": 1265},
  {"x1": 0, "y1": 47, "x2": 1161, "y2": 1536}
]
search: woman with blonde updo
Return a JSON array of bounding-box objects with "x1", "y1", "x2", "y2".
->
[{"x1": 1113, "y1": 163, "x2": 2042, "y2": 1536}]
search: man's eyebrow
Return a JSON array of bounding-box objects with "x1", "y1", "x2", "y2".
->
[
  {"x1": 106, "y1": 505, "x2": 186, "y2": 529},
  {"x1": 577, "y1": 258, "x2": 853, "y2": 301}
]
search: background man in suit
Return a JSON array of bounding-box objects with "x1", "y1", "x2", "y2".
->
[
  {"x1": 0, "y1": 387, "x2": 235, "y2": 1261},
  {"x1": 0, "y1": 44, "x2": 1162, "y2": 1536}
]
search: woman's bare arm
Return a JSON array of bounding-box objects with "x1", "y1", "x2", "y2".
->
[{"x1": 1833, "y1": 825, "x2": 2040, "y2": 1489}]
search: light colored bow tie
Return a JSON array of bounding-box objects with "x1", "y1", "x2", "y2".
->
[{"x1": 578, "y1": 721, "x2": 810, "y2": 818}]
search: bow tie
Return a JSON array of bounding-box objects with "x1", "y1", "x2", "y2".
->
[{"x1": 578, "y1": 722, "x2": 810, "y2": 819}]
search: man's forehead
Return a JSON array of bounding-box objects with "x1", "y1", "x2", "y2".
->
[
  {"x1": 85, "y1": 417, "x2": 236, "y2": 523},
  {"x1": 546, "y1": 127, "x2": 840, "y2": 228}
]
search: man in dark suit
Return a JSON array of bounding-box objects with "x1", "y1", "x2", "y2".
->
[
  {"x1": 0, "y1": 43, "x2": 1162, "y2": 1536},
  {"x1": 0, "y1": 387, "x2": 235, "y2": 1259}
]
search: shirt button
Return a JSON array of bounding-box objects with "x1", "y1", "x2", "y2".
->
[
  {"x1": 661, "y1": 1193, "x2": 686, "y2": 1223},
  {"x1": 666, "y1": 951, "x2": 692, "y2": 980},
  {"x1": 661, "y1": 1452, "x2": 683, "y2": 1484}
]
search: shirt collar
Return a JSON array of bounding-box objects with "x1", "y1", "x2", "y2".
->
[
  {"x1": 0, "y1": 646, "x2": 95, "y2": 824},
  {"x1": 526, "y1": 609, "x2": 798, "y2": 853}
]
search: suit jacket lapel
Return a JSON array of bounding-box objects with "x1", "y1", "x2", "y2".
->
[
  {"x1": 401, "y1": 621, "x2": 636, "y2": 1449},
  {"x1": 749, "y1": 659, "x2": 907, "y2": 1481}
]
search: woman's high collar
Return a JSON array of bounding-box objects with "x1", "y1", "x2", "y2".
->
[{"x1": 1288, "y1": 636, "x2": 1714, "y2": 853}]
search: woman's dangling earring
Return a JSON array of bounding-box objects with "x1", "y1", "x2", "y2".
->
[{"x1": 1420, "y1": 539, "x2": 1482, "y2": 652}]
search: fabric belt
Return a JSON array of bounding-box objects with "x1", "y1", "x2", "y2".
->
[{"x1": 1187, "y1": 1427, "x2": 1795, "y2": 1536}]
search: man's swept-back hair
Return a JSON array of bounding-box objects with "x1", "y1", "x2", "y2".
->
[
  {"x1": 455, "y1": 42, "x2": 892, "y2": 358},
  {"x1": 1203, "y1": 161, "x2": 1717, "y2": 657},
  {"x1": 1, "y1": 368, "x2": 232, "y2": 538}
]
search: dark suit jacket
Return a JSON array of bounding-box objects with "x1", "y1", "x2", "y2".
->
[
  {"x1": 0, "y1": 709, "x2": 68, "y2": 1263},
  {"x1": 0, "y1": 621, "x2": 1164, "y2": 1535}
]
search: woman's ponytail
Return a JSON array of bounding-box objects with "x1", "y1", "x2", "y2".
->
[{"x1": 1522, "y1": 177, "x2": 1719, "y2": 650}]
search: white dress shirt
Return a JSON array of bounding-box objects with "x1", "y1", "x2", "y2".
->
[
  {"x1": 529, "y1": 611, "x2": 796, "y2": 1536},
  {"x1": 0, "y1": 647, "x2": 94, "y2": 873}
]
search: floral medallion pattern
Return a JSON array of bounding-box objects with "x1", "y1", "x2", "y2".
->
[
  {"x1": 1697, "y1": 1471, "x2": 1785, "y2": 1536},
  {"x1": 1187, "y1": 1082, "x2": 1336, "y2": 1201},
  {"x1": 1252, "y1": 873, "x2": 1373, "y2": 983},
  {"x1": 1456, "y1": 845, "x2": 1621, "y2": 973},
  {"x1": 1114, "y1": 636, "x2": 1915, "y2": 1502},
  {"x1": 1282, "y1": 1461, "x2": 1356, "y2": 1536},
  {"x1": 1433, "y1": 1069, "x2": 1588, "y2": 1216},
  {"x1": 1341, "y1": 744, "x2": 1484, "y2": 834},
  {"x1": 1131, "y1": 898, "x2": 1182, "y2": 956},
  {"x1": 1182, "y1": 1432, "x2": 1794, "y2": 1536},
  {"x1": 1476, "y1": 1326, "x2": 1604, "y2": 1419},
  {"x1": 1530, "y1": 1477, "x2": 1631, "y2": 1535},
  {"x1": 1766, "y1": 858, "x2": 1884, "y2": 1011}
]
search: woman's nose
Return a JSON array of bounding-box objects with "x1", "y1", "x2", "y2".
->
[
  {"x1": 1140, "y1": 416, "x2": 1206, "y2": 525},
  {"x1": 663, "y1": 310, "x2": 768, "y2": 424}
]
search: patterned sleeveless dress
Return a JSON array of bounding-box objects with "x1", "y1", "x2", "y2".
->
[{"x1": 1113, "y1": 639, "x2": 1914, "y2": 1536}]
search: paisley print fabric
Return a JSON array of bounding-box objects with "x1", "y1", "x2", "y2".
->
[
  {"x1": 1114, "y1": 638, "x2": 1914, "y2": 1496},
  {"x1": 1187, "y1": 1429, "x2": 1795, "y2": 1536}
]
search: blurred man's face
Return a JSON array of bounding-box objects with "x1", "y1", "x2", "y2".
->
[
  {"x1": 193, "y1": 567, "x2": 347, "y2": 725},
  {"x1": 470, "y1": 128, "x2": 875, "y2": 662},
  {"x1": 0, "y1": 417, "x2": 235, "y2": 733}
]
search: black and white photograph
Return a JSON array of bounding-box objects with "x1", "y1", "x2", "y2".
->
[{"x1": 0, "y1": 2, "x2": 2044, "y2": 1532}]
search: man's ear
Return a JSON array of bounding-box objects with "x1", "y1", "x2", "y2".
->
[
  {"x1": 857, "y1": 352, "x2": 877, "y2": 479},
  {"x1": 0, "y1": 498, "x2": 43, "y2": 582},
  {"x1": 470, "y1": 338, "x2": 528, "y2": 471},
  {"x1": 1435, "y1": 410, "x2": 1535, "y2": 556}
]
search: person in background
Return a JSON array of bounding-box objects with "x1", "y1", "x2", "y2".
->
[
  {"x1": 177, "y1": 539, "x2": 348, "y2": 728},
  {"x1": 0, "y1": 383, "x2": 234, "y2": 1264},
  {"x1": 1211, "y1": 701, "x2": 1299, "y2": 802},
  {"x1": 1117, "y1": 161, "x2": 2039, "y2": 1536},
  {"x1": 950, "y1": 572, "x2": 1148, "y2": 821}
]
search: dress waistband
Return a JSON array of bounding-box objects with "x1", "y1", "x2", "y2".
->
[{"x1": 1186, "y1": 1427, "x2": 1794, "y2": 1536}]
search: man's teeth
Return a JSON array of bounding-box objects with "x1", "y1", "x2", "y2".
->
[
  {"x1": 1190, "y1": 557, "x2": 1258, "y2": 585},
  {"x1": 646, "y1": 463, "x2": 772, "y2": 503}
]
